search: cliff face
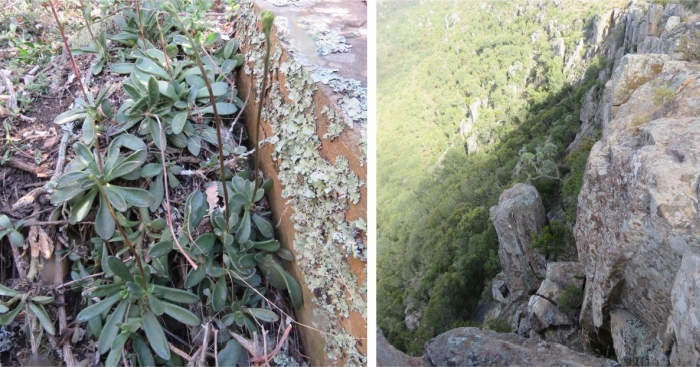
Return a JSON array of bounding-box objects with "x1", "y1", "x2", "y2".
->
[{"x1": 574, "y1": 3, "x2": 700, "y2": 366}]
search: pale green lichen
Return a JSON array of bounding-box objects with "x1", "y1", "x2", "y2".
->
[
  {"x1": 303, "y1": 22, "x2": 352, "y2": 56},
  {"x1": 322, "y1": 106, "x2": 344, "y2": 141},
  {"x1": 234, "y1": 2, "x2": 366, "y2": 365}
]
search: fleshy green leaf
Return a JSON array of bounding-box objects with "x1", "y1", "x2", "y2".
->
[
  {"x1": 190, "y1": 233, "x2": 215, "y2": 255},
  {"x1": 223, "y1": 39, "x2": 239, "y2": 59},
  {"x1": 0, "y1": 300, "x2": 23, "y2": 325},
  {"x1": 253, "y1": 240, "x2": 280, "y2": 252},
  {"x1": 236, "y1": 210, "x2": 251, "y2": 243},
  {"x1": 149, "y1": 240, "x2": 173, "y2": 258},
  {"x1": 110, "y1": 63, "x2": 134, "y2": 74},
  {"x1": 218, "y1": 339, "x2": 242, "y2": 367},
  {"x1": 195, "y1": 82, "x2": 228, "y2": 98},
  {"x1": 96, "y1": 196, "x2": 116, "y2": 240},
  {"x1": 149, "y1": 174, "x2": 165, "y2": 211},
  {"x1": 102, "y1": 185, "x2": 127, "y2": 212},
  {"x1": 184, "y1": 265, "x2": 206, "y2": 289},
  {"x1": 141, "y1": 163, "x2": 162, "y2": 178},
  {"x1": 76, "y1": 293, "x2": 121, "y2": 322},
  {"x1": 82, "y1": 115, "x2": 95, "y2": 145},
  {"x1": 54, "y1": 109, "x2": 88, "y2": 125},
  {"x1": 246, "y1": 308, "x2": 278, "y2": 323},
  {"x1": 171, "y1": 111, "x2": 188, "y2": 135},
  {"x1": 70, "y1": 188, "x2": 98, "y2": 224},
  {"x1": 106, "y1": 149, "x2": 147, "y2": 181},
  {"x1": 211, "y1": 276, "x2": 226, "y2": 312},
  {"x1": 9, "y1": 231, "x2": 24, "y2": 248},
  {"x1": 30, "y1": 296, "x2": 54, "y2": 304},
  {"x1": 148, "y1": 294, "x2": 164, "y2": 316},
  {"x1": 142, "y1": 311, "x2": 170, "y2": 360},
  {"x1": 252, "y1": 213, "x2": 273, "y2": 239},
  {"x1": 106, "y1": 256, "x2": 133, "y2": 281},
  {"x1": 162, "y1": 301, "x2": 200, "y2": 326},
  {"x1": 200, "y1": 102, "x2": 237, "y2": 115},
  {"x1": 0, "y1": 283, "x2": 20, "y2": 297},
  {"x1": 105, "y1": 185, "x2": 155, "y2": 208},
  {"x1": 135, "y1": 57, "x2": 169, "y2": 79},
  {"x1": 152, "y1": 284, "x2": 199, "y2": 304},
  {"x1": 148, "y1": 75, "x2": 160, "y2": 106},
  {"x1": 28, "y1": 302, "x2": 55, "y2": 335},
  {"x1": 98, "y1": 300, "x2": 127, "y2": 354},
  {"x1": 183, "y1": 191, "x2": 207, "y2": 235},
  {"x1": 284, "y1": 272, "x2": 303, "y2": 310},
  {"x1": 133, "y1": 337, "x2": 156, "y2": 367}
]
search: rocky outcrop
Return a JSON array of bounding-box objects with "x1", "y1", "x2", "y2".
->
[
  {"x1": 423, "y1": 328, "x2": 620, "y2": 367},
  {"x1": 490, "y1": 183, "x2": 547, "y2": 298},
  {"x1": 575, "y1": 59, "x2": 700, "y2": 332},
  {"x1": 610, "y1": 309, "x2": 667, "y2": 366},
  {"x1": 377, "y1": 328, "x2": 423, "y2": 367},
  {"x1": 665, "y1": 253, "x2": 700, "y2": 366}
]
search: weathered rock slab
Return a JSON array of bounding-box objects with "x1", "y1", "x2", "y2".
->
[
  {"x1": 610, "y1": 309, "x2": 667, "y2": 366},
  {"x1": 667, "y1": 253, "x2": 700, "y2": 366},
  {"x1": 377, "y1": 328, "x2": 424, "y2": 367},
  {"x1": 423, "y1": 328, "x2": 620, "y2": 367},
  {"x1": 611, "y1": 54, "x2": 668, "y2": 106}
]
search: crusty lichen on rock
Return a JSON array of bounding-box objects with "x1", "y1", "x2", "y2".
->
[{"x1": 234, "y1": 1, "x2": 366, "y2": 364}]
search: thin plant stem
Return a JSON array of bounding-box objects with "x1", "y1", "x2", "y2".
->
[
  {"x1": 46, "y1": 0, "x2": 89, "y2": 100},
  {"x1": 134, "y1": 0, "x2": 147, "y2": 47},
  {"x1": 77, "y1": 0, "x2": 97, "y2": 44},
  {"x1": 97, "y1": 186, "x2": 148, "y2": 288},
  {"x1": 252, "y1": 26, "x2": 272, "y2": 197},
  {"x1": 169, "y1": 10, "x2": 230, "y2": 229},
  {"x1": 149, "y1": 113, "x2": 199, "y2": 270}
]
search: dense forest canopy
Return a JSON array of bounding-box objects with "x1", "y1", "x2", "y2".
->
[{"x1": 377, "y1": 0, "x2": 626, "y2": 355}]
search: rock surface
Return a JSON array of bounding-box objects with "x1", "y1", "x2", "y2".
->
[
  {"x1": 423, "y1": 328, "x2": 620, "y2": 367},
  {"x1": 610, "y1": 308, "x2": 667, "y2": 366},
  {"x1": 377, "y1": 328, "x2": 423, "y2": 367},
  {"x1": 490, "y1": 183, "x2": 547, "y2": 298},
  {"x1": 492, "y1": 272, "x2": 509, "y2": 303},
  {"x1": 610, "y1": 54, "x2": 668, "y2": 106},
  {"x1": 575, "y1": 59, "x2": 700, "y2": 332},
  {"x1": 666, "y1": 253, "x2": 700, "y2": 366}
]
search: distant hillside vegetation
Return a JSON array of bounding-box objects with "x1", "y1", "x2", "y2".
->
[{"x1": 377, "y1": 0, "x2": 625, "y2": 354}]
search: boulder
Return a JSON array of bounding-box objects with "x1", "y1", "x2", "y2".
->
[
  {"x1": 376, "y1": 328, "x2": 423, "y2": 367},
  {"x1": 490, "y1": 183, "x2": 547, "y2": 298},
  {"x1": 492, "y1": 272, "x2": 509, "y2": 303},
  {"x1": 576, "y1": 60, "x2": 700, "y2": 332},
  {"x1": 610, "y1": 309, "x2": 667, "y2": 366},
  {"x1": 666, "y1": 253, "x2": 700, "y2": 366},
  {"x1": 423, "y1": 328, "x2": 620, "y2": 367},
  {"x1": 528, "y1": 295, "x2": 571, "y2": 332}
]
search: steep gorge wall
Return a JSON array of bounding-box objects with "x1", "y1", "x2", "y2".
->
[{"x1": 575, "y1": 4, "x2": 700, "y2": 365}]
